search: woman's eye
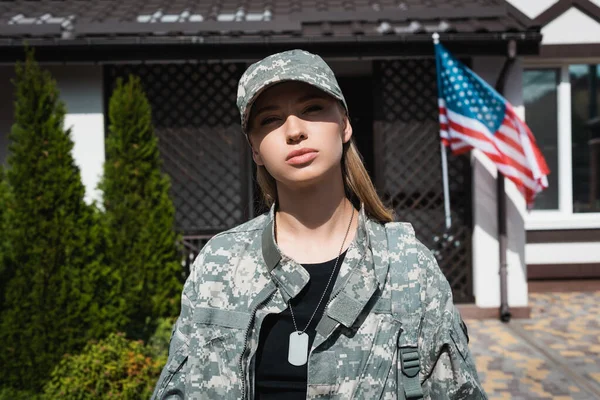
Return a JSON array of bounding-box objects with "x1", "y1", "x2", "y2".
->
[
  {"x1": 260, "y1": 116, "x2": 279, "y2": 126},
  {"x1": 304, "y1": 105, "x2": 323, "y2": 113}
]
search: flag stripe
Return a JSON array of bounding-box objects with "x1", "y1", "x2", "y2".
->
[
  {"x1": 442, "y1": 105, "x2": 543, "y2": 195},
  {"x1": 445, "y1": 121, "x2": 538, "y2": 188},
  {"x1": 445, "y1": 107, "x2": 528, "y2": 167},
  {"x1": 443, "y1": 107, "x2": 529, "y2": 166},
  {"x1": 446, "y1": 118, "x2": 536, "y2": 183},
  {"x1": 505, "y1": 105, "x2": 550, "y2": 180}
]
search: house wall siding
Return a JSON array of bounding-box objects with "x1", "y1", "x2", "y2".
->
[
  {"x1": 542, "y1": 7, "x2": 600, "y2": 45},
  {"x1": 513, "y1": 0, "x2": 600, "y2": 279}
]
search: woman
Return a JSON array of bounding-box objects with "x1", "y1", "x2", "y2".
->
[{"x1": 152, "y1": 49, "x2": 486, "y2": 400}]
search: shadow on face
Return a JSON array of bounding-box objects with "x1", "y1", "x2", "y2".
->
[{"x1": 247, "y1": 81, "x2": 348, "y2": 146}]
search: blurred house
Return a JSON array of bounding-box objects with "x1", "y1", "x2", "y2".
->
[
  {"x1": 512, "y1": 0, "x2": 600, "y2": 286},
  {"x1": 0, "y1": 0, "x2": 596, "y2": 315}
]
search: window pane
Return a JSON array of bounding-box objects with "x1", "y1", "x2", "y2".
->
[
  {"x1": 571, "y1": 64, "x2": 600, "y2": 213},
  {"x1": 523, "y1": 69, "x2": 559, "y2": 210}
]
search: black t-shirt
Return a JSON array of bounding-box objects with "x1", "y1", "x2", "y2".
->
[{"x1": 254, "y1": 251, "x2": 347, "y2": 400}]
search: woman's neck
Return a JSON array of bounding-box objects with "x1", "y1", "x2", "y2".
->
[{"x1": 274, "y1": 174, "x2": 358, "y2": 264}]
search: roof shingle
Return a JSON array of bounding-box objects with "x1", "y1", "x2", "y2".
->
[{"x1": 0, "y1": 0, "x2": 538, "y2": 40}]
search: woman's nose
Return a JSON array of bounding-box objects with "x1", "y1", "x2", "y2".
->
[{"x1": 284, "y1": 115, "x2": 307, "y2": 144}]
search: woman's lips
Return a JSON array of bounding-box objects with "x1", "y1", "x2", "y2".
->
[{"x1": 286, "y1": 149, "x2": 318, "y2": 165}]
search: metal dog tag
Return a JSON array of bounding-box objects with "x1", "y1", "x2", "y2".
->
[{"x1": 288, "y1": 331, "x2": 309, "y2": 366}]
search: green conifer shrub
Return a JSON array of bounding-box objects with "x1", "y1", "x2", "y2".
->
[
  {"x1": 0, "y1": 48, "x2": 104, "y2": 391},
  {"x1": 0, "y1": 387, "x2": 43, "y2": 400},
  {"x1": 100, "y1": 75, "x2": 182, "y2": 341},
  {"x1": 0, "y1": 167, "x2": 14, "y2": 311}
]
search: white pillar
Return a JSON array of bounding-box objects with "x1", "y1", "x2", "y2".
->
[
  {"x1": 558, "y1": 65, "x2": 573, "y2": 214},
  {"x1": 471, "y1": 150, "x2": 500, "y2": 307},
  {"x1": 471, "y1": 57, "x2": 528, "y2": 308},
  {"x1": 49, "y1": 65, "x2": 105, "y2": 205}
]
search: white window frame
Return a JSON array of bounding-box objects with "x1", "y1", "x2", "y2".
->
[{"x1": 523, "y1": 59, "x2": 600, "y2": 230}]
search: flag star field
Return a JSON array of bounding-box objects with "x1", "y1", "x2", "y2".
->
[{"x1": 437, "y1": 47, "x2": 506, "y2": 135}]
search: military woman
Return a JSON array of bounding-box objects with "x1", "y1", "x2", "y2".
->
[{"x1": 152, "y1": 49, "x2": 487, "y2": 400}]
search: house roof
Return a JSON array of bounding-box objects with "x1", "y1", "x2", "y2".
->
[
  {"x1": 0, "y1": 0, "x2": 541, "y2": 62},
  {"x1": 530, "y1": 0, "x2": 600, "y2": 58},
  {"x1": 533, "y1": 0, "x2": 600, "y2": 26}
]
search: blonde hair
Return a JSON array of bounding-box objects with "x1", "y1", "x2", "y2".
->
[{"x1": 255, "y1": 138, "x2": 394, "y2": 223}]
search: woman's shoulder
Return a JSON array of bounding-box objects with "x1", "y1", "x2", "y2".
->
[
  {"x1": 220, "y1": 212, "x2": 270, "y2": 236},
  {"x1": 204, "y1": 212, "x2": 270, "y2": 248},
  {"x1": 382, "y1": 221, "x2": 434, "y2": 259},
  {"x1": 381, "y1": 220, "x2": 444, "y2": 286},
  {"x1": 191, "y1": 213, "x2": 269, "y2": 264},
  {"x1": 189, "y1": 213, "x2": 270, "y2": 276}
]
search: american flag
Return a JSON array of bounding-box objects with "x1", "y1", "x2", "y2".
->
[{"x1": 435, "y1": 42, "x2": 550, "y2": 204}]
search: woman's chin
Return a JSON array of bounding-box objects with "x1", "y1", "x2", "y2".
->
[{"x1": 277, "y1": 170, "x2": 337, "y2": 191}]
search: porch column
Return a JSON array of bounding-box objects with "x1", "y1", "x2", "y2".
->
[
  {"x1": 471, "y1": 57, "x2": 528, "y2": 309},
  {"x1": 50, "y1": 65, "x2": 105, "y2": 205}
]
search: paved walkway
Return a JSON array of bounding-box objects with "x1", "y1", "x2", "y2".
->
[{"x1": 467, "y1": 291, "x2": 600, "y2": 399}]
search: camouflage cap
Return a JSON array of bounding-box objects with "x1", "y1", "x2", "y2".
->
[{"x1": 237, "y1": 49, "x2": 348, "y2": 134}]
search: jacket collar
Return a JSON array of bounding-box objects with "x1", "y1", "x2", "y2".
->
[
  {"x1": 261, "y1": 208, "x2": 310, "y2": 303},
  {"x1": 260, "y1": 203, "x2": 389, "y2": 328}
]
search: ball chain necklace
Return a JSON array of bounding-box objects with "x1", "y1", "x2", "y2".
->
[{"x1": 277, "y1": 206, "x2": 355, "y2": 367}]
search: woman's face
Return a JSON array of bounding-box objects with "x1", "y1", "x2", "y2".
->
[{"x1": 247, "y1": 81, "x2": 352, "y2": 189}]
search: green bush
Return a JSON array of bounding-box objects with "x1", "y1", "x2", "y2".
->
[
  {"x1": 0, "y1": 48, "x2": 105, "y2": 390},
  {"x1": 0, "y1": 387, "x2": 43, "y2": 400},
  {"x1": 43, "y1": 332, "x2": 165, "y2": 400},
  {"x1": 147, "y1": 316, "x2": 176, "y2": 361},
  {"x1": 0, "y1": 167, "x2": 14, "y2": 311},
  {"x1": 100, "y1": 75, "x2": 183, "y2": 341}
]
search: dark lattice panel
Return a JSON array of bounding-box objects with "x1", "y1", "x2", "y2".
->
[
  {"x1": 374, "y1": 59, "x2": 474, "y2": 303},
  {"x1": 104, "y1": 63, "x2": 250, "y2": 234},
  {"x1": 181, "y1": 235, "x2": 214, "y2": 277}
]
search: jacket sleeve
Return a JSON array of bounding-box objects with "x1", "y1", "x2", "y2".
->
[
  {"x1": 417, "y1": 242, "x2": 488, "y2": 400},
  {"x1": 150, "y1": 252, "x2": 200, "y2": 400}
]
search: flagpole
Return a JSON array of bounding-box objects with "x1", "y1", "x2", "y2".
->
[
  {"x1": 440, "y1": 145, "x2": 452, "y2": 230},
  {"x1": 495, "y1": 40, "x2": 517, "y2": 323},
  {"x1": 433, "y1": 32, "x2": 452, "y2": 231}
]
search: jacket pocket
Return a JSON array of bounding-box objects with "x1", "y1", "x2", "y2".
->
[
  {"x1": 189, "y1": 307, "x2": 252, "y2": 398},
  {"x1": 167, "y1": 344, "x2": 189, "y2": 373},
  {"x1": 152, "y1": 343, "x2": 189, "y2": 400},
  {"x1": 338, "y1": 313, "x2": 399, "y2": 398}
]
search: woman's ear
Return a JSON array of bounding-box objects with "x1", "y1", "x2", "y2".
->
[
  {"x1": 342, "y1": 115, "x2": 353, "y2": 144},
  {"x1": 251, "y1": 144, "x2": 264, "y2": 166}
]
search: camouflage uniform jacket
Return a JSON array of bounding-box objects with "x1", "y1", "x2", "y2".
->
[{"x1": 152, "y1": 206, "x2": 486, "y2": 399}]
